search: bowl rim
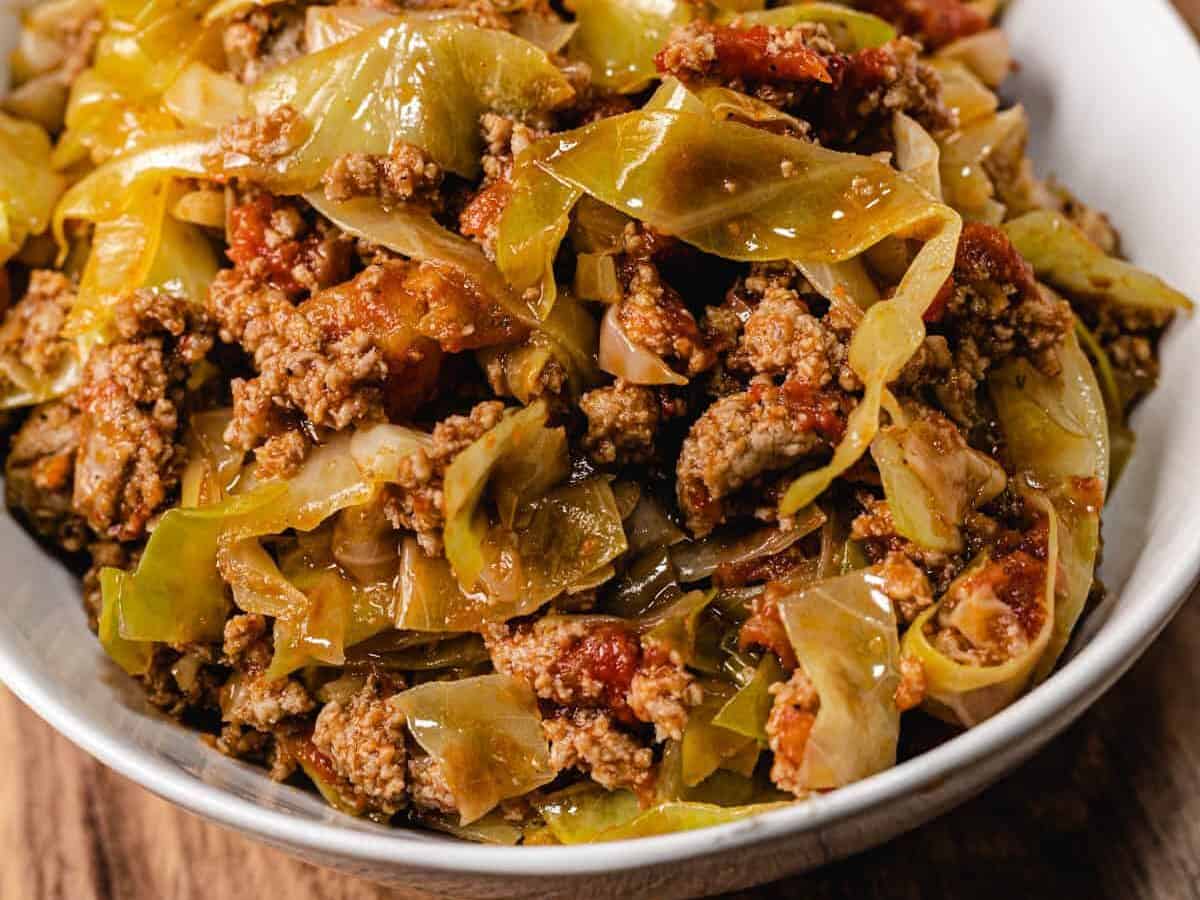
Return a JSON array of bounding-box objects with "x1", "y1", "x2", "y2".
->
[{"x1": 3, "y1": 0, "x2": 1200, "y2": 881}]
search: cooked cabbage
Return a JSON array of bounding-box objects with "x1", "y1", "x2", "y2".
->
[
  {"x1": 0, "y1": 111, "x2": 62, "y2": 264},
  {"x1": 392, "y1": 674, "x2": 557, "y2": 823},
  {"x1": 901, "y1": 492, "x2": 1059, "y2": 726},
  {"x1": 231, "y1": 20, "x2": 574, "y2": 185},
  {"x1": 777, "y1": 568, "x2": 902, "y2": 789},
  {"x1": 1004, "y1": 210, "x2": 1194, "y2": 312},
  {"x1": 990, "y1": 330, "x2": 1107, "y2": 681}
]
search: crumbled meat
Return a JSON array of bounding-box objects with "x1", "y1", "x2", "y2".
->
[
  {"x1": 216, "y1": 106, "x2": 310, "y2": 169},
  {"x1": 739, "y1": 585, "x2": 799, "y2": 669},
  {"x1": 312, "y1": 677, "x2": 409, "y2": 815},
  {"x1": 616, "y1": 255, "x2": 717, "y2": 379},
  {"x1": 141, "y1": 645, "x2": 224, "y2": 718},
  {"x1": 382, "y1": 399, "x2": 506, "y2": 555},
  {"x1": 72, "y1": 290, "x2": 213, "y2": 540},
  {"x1": 657, "y1": 24, "x2": 951, "y2": 148},
  {"x1": 874, "y1": 550, "x2": 935, "y2": 624},
  {"x1": 893, "y1": 655, "x2": 926, "y2": 711},
  {"x1": 322, "y1": 143, "x2": 444, "y2": 209},
  {"x1": 484, "y1": 618, "x2": 641, "y2": 712},
  {"x1": 0, "y1": 270, "x2": 75, "y2": 383},
  {"x1": 484, "y1": 617, "x2": 699, "y2": 736},
  {"x1": 851, "y1": 494, "x2": 962, "y2": 592},
  {"x1": 579, "y1": 380, "x2": 662, "y2": 465},
  {"x1": 459, "y1": 113, "x2": 546, "y2": 257},
  {"x1": 909, "y1": 223, "x2": 1072, "y2": 426},
  {"x1": 220, "y1": 665, "x2": 315, "y2": 731},
  {"x1": 854, "y1": 0, "x2": 988, "y2": 50},
  {"x1": 407, "y1": 752, "x2": 458, "y2": 814},
  {"x1": 223, "y1": 192, "x2": 354, "y2": 299},
  {"x1": 676, "y1": 377, "x2": 845, "y2": 536},
  {"x1": 927, "y1": 524, "x2": 1050, "y2": 667},
  {"x1": 222, "y1": 5, "x2": 306, "y2": 85},
  {"x1": 222, "y1": 613, "x2": 269, "y2": 665},
  {"x1": 732, "y1": 290, "x2": 849, "y2": 388},
  {"x1": 208, "y1": 269, "x2": 391, "y2": 475},
  {"x1": 627, "y1": 663, "x2": 702, "y2": 742},
  {"x1": 655, "y1": 22, "x2": 835, "y2": 85},
  {"x1": 4, "y1": 400, "x2": 86, "y2": 551},
  {"x1": 543, "y1": 708, "x2": 655, "y2": 794},
  {"x1": 766, "y1": 669, "x2": 820, "y2": 797}
]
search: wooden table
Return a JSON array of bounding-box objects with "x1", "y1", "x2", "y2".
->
[{"x1": 6, "y1": 5, "x2": 1200, "y2": 898}]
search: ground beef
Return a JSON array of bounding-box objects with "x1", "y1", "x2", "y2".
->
[
  {"x1": 731, "y1": 290, "x2": 850, "y2": 388},
  {"x1": 655, "y1": 22, "x2": 835, "y2": 85},
  {"x1": 458, "y1": 114, "x2": 545, "y2": 258},
  {"x1": 312, "y1": 677, "x2": 409, "y2": 816},
  {"x1": 766, "y1": 669, "x2": 820, "y2": 797},
  {"x1": 0, "y1": 269, "x2": 74, "y2": 373},
  {"x1": 322, "y1": 143, "x2": 444, "y2": 209},
  {"x1": 657, "y1": 24, "x2": 950, "y2": 148},
  {"x1": 854, "y1": 0, "x2": 988, "y2": 50},
  {"x1": 908, "y1": 223, "x2": 1072, "y2": 426},
  {"x1": 579, "y1": 380, "x2": 662, "y2": 466},
  {"x1": 927, "y1": 527, "x2": 1050, "y2": 667},
  {"x1": 483, "y1": 617, "x2": 700, "y2": 736},
  {"x1": 616, "y1": 257, "x2": 718, "y2": 379},
  {"x1": 676, "y1": 377, "x2": 845, "y2": 536},
  {"x1": 141, "y1": 644, "x2": 224, "y2": 718},
  {"x1": 72, "y1": 290, "x2": 213, "y2": 541},
  {"x1": 738, "y1": 586, "x2": 798, "y2": 670},
  {"x1": 4, "y1": 400, "x2": 86, "y2": 551},
  {"x1": 218, "y1": 622, "x2": 315, "y2": 730},
  {"x1": 222, "y1": 613, "x2": 269, "y2": 665},
  {"x1": 543, "y1": 708, "x2": 655, "y2": 794},
  {"x1": 382, "y1": 399, "x2": 506, "y2": 555},
  {"x1": 874, "y1": 550, "x2": 935, "y2": 624},
  {"x1": 223, "y1": 192, "x2": 355, "y2": 299},
  {"x1": 222, "y1": 4, "x2": 306, "y2": 85},
  {"x1": 851, "y1": 494, "x2": 963, "y2": 593},
  {"x1": 407, "y1": 752, "x2": 458, "y2": 814},
  {"x1": 893, "y1": 655, "x2": 926, "y2": 711},
  {"x1": 627, "y1": 663, "x2": 702, "y2": 742},
  {"x1": 208, "y1": 268, "x2": 391, "y2": 476}
]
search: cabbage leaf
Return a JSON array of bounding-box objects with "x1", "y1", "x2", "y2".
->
[
  {"x1": 778, "y1": 568, "x2": 902, "y2": 789},
  {"x1": 392, "y1": 674, "x2": 557, "y2": 823},
  {"x1": 236, "y1": 19, "x2": 574, "y2": 184},
  {"x1": 1004, "y1": 210, "x2": 1194, "y2": 312}
]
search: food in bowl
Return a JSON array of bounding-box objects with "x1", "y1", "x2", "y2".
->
[{"x1": 0, "y1": 0, "x2": 1191, "y2": 844}]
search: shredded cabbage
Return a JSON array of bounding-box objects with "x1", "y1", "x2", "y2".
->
[
  {"x1": 1004, "y1": 210, "x2": 1194, "y2": 312},
  {"x1": 0, "y1": 112, "x2": 62, "y2": 264},
  {"x1": 732, "y1": 4, "x2": 896, "y2": 50},
  {"x1": 990, "y1": 330, "x2": 1107, "y2": 681},
  {"x1": 232, "y1": 19, "x2": 574, "y2": 184},
  {"x1": 392, "y1": 674, "x2": 557, "y2": 823},
  {"x1": 778, "y1": 568, "x2": 902, "y2": 789},
  {"x1": 901, "y1": 491, "x2": 1059, "y2": 726},
  {"x1": 564, "y1": 0, "x2": 692, "y2": 93}
]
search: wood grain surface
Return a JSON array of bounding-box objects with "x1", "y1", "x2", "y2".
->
[{"x1": 4, "y1": 5, "x2": 1200, "y2": 899}]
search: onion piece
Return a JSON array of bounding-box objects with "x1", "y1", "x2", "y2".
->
[
  {"x1": 598, "y1": 304, "x2": 687, "y2": 386},
  {"x1": 162, "y1": 62, "x2": 248, "y2": 130}
]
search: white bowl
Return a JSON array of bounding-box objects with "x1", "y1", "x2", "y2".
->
[{"x1": 3, "y1": 1, "x2": 1199, "y2": 896}]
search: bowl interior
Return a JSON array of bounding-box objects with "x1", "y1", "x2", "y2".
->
[{"x1": 1, "y1": 0, "x2": 1199, "y2": 883}]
